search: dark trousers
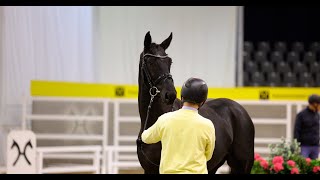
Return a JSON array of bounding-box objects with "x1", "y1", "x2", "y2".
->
[{"x1": 301, "y1": 145, "x2": 319, "y2": 159}]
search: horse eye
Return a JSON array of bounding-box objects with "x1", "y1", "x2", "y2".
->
[
  {"x1": 148, "y1": 58, "x2": 157, "y2": 65},
  {"x1": 166, "y1": 58, "x2": 172, "y2": 64}
]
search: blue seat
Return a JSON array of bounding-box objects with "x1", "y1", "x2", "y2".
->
[
  {"x1": 287, "y1": 51, "x2": 300, "y2": 65},
  {"x1": 251, "y1": 71, "x2": 265, "y2": 86},
  {"x1": 276, "y1": 61, "x2": 291, "y2": 74},
  {"x1": 244, "y1": 41, "x2": 254, "y2": 53},
  {"x1": 303, "y1": 51, "x2": 316, "y2": 65},
  {"x1": 243, "y1": 60, "x2": 258, "y2": 73},
  {"x1": 243, "y1": 51, "x2": 251, "y2": 62},
  {"x1": 243, "y1": 72, "x2": 250, "y2": 86},
  {"x1": 266, "y1": 71, "x2": 281, "y2": 87},
  {"x1": 258, "y1": 41, "x2": 271, "y2": 53},
  {"x1": 254, "y1": 51, "x2": 268, "y2": 63},
  {"x1": 309, "y1": 42, "x2": 320, "y2": 53},
  {"x1": 291, "y1": 41, "x2": 304, "y2": 54},
  {"x1": 293, "y1": 62, "x2": 308, "y2": 74},
  {"x1": 260, "y1": 61, "x2": 275, "y2": 73},
  {"x1": 298, "y1": 72, "x2": 313, "y2": 87},
  {"x1": 270, "y1": 51, "x2": 284, "y2": 63},
  {"x1": 315, "y1": 74, "x2": 320, "y2": 86},
  {"x1": 274, "y1": 41, "x2": 287, "y2": 53},
  {"x1": 310, "y1": 62, "x2": 319, "y2": 74},
  {"x1": 283, "y1": 72, "x2": 297, "y2": 87}
]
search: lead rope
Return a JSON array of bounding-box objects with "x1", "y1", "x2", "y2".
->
[
  {"x1": 138, "y1": 86, "x2": 161, "y2": 167},
  {"x1": 143, "y1": 87, "x2": 158, "y2": 131},
  {"x1": 138, "y1": 52, "x2": 173, "y2": 168}
]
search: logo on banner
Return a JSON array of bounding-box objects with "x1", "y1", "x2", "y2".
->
[
  {"x1": 259, "y1": 90, "x2": 270, "y2": 100},
  {"x1": 115, "y1": 86, "x2": 125, "y2": 97},
  {"x1": 7, "y1": 130, "x2": 36, "y2": 174}
]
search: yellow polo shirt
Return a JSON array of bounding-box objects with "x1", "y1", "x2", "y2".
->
[{"x1": 141, "y1": 107, "x2": 216, "y2": 174}]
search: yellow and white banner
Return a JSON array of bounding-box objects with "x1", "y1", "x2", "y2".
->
[{"x1": 31, "y1": 80, "x2": 320, "y2": 101}]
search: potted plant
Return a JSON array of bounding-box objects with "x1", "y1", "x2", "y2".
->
[{"x1": 251, "y1": 137, "x2": 320, "y2": 174}]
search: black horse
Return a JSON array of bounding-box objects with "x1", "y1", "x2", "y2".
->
[{"x1": 136, "y1": 31, "x2": 255, "y2": 174}]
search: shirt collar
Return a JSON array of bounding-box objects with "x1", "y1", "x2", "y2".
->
[
  {"x1": 306, "y1": 107, "x2": 317, "y2": 113},
  {"x1": 182, "y1": 106, "x2": 198, "y2": 112}
]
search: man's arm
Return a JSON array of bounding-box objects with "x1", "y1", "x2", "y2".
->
[
  {"x1": 205, "y1": 124, "x2": 216, "y2": 161},
  {"x1": 141, "y1": 119, "x2": 162, "y2": 144},
  {"x1": 293, "y1": 114, "x2": 302, "y2": 142}
]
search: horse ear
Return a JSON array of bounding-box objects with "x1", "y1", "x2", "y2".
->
[
  {"x1": 160, "y1": 32, "x2": 172, "y2": 50},
  {"x1": 144, "y1": 31, "x2": 152, "y2": 48}
]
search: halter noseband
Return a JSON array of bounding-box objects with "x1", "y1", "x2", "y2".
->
[
  {"x1": 141, "y1": 53, "x2": 172, "y2": 91},
  {"x1": 141, "y1": 52, "x2": 173, "y2": 129}
]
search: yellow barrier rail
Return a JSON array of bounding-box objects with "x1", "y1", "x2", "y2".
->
[{"x1": 31, "y1": 80, "x2": 320, "y2": 101}]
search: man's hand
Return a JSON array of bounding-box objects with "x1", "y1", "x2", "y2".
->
[{"x1": 136, "y1": 138, "x2": 145, "y2": 146}]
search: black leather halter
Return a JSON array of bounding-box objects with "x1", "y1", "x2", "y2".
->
[
  {"x1": 141, "y1": 53, "x2": 172, "y2": 89},
  {"x1": 140, "y1": 52, "x2": 173, "y2": 131},
  {"x1": 137, "y1": 52, "x2": 173, "y2": 167}
]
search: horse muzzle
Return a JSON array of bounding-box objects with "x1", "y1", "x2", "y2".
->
[{"x1": 164, "y1": 91, "x2": 177, "y2": 105}]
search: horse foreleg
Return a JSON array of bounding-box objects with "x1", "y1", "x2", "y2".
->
[
  {"x1": 144, "y1": 169, "x2": 159, "y2": 174},
  {"x1": 207, "y1": 156, "x2": 228, "y2": 174},
  {"x1": 227, "y1": 155, "x2": 254, "y2": 174}
]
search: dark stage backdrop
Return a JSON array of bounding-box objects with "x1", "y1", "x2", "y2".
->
[{"x1": 244, "y1": 7, "x2": 320, "y2": 45}]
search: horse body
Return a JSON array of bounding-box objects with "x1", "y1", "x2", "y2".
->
[
  {"x1": 202, "y1": 98, "x2": 255, "y2": 173},
  {"x1": 136, "y1": 32, "x2": 255, "y2": 174}
]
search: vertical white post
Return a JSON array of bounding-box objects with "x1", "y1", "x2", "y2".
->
[
  {"x1": 294, "y1": 103, "x2": 305, "y2": 142},
  {"x1": 236, "y1": 6, "x2": 244, "y2": 86},
  {"x1": 93, "y1": 148, "x2": 100, "y2": 174},
  {"x1": 296, "y1": 103, "x2": 303, "y2": 114},
  {"x1": 107, "y1": 146, "x2": 113, "y2": 174},
  {"x1": 286, "y1": 103, "x2": 292, "y2": 141},
  {"x1": 22, "y1": 96, "x2": 27, "y2": 130},
  {"x1": 37, "y1": 152, "x2": 43, "y2": 174},
  {"x1": 101, "y1": 99, "x2": 109, "y2": 174},
  {"x1": 113, "y1": 101, "x2": 119, "y2": 174}
]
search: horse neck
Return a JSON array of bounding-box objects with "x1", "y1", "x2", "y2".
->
[{"x1": 138, "y1": 71, "x2": 171, "y2": 135}]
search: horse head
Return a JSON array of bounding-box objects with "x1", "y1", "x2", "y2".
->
[{"x1": 139, "y1": 31, "x2": 177, "y2": 105}]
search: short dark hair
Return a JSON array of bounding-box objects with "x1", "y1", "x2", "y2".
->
[{"x1": 308, "y1": 94, "x2": 320, "y2": 104}]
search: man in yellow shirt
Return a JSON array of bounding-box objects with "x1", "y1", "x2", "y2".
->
[{"x1": 141, "y1": 77, "x2": 216, "y2": 174}]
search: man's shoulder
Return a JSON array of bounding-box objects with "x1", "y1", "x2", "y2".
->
[
  {"x1": 158, "y1": 111, "x2": 176, "y2": 120},
  {"x1": 198, "y1": 115, "x2": 214, "y2": 128},
  {"x1": 297, "y1": 108, "x2": 309, "y2": 116}
]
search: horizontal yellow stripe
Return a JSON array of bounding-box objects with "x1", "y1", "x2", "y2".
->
[{"x1": 30, "y1": 80, "x2": 320, "y2": 101}]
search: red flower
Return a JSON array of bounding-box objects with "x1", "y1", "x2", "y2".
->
[
  {"x1": 273, "y1": 163, "x2": 284, "y2": 173},
  {"x1": 272, "y1": 156, "x2": 284, "y2": 165},
  {"x1": 287, "y1": 160, "x2": 296, "y2": 167},
  {"x1": 291, "y1": 167, "x2": 299, "y2": 174},
  {"x1": 313, "y1": 166, "x2": 320, "y2": 173},
  {"x1": 256, "y1": 157, "x2": 266, "y2": 162},
  {"x1": 260, "y1": 160, "x2": 269, "y2": 170},
  {"x1": 254, "y1": 153, "x2": 261, "y2": 160},
  {"x1": 305, "y1": 158, "x2": 311, "y2": 165}
]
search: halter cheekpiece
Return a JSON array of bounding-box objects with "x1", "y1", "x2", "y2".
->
[{"x1": 137, "y1": 52, "x2": 174, "y2": 167}]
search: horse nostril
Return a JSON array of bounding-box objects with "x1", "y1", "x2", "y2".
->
[
  {"x1": 167, "y1": 92, "x2": 176, "y2": 101},
  {"x1": 171, "y1": 93, "x2": 177, "y2": 101},
  {"x1": 165, "y1": 93, "x2": 169, "y2": 100}
]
